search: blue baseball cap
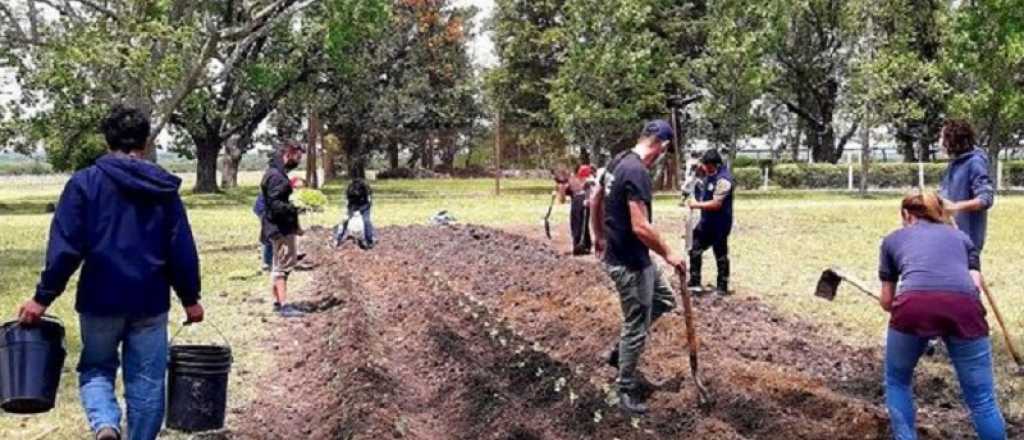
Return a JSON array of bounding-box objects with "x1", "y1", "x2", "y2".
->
[{"x1": 642, "y1": 119, "x2": 673, "y2": 142}]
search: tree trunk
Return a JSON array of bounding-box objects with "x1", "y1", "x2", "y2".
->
[
  {"x1": 421, "y1": 134, "x2": 435, "y2": 170},
  {"x1": 860, "y1": 120, "x2": 871, "y2": 197},
  {"x1": 897, "y1": 131, "x2": 916, "y2": 162},
  {"x1": 194, "y1": 139, "x2": 221, "y2": 193},
  {"x1": 791, "y1": 120, "x2": 803, "y2": 162},
  {"x1": 220, "y1": 136, "x2": 243, "y2": 189},
  {"x1": 323, "y1": 135, "x2": 338, "y2": 181},
  {"x1": 346, "y1": 135, "x2": 367, "y2": 179},
  {"x1": 811, "y1": 127, "x2": 840, "y2": 163},
  {"x1": 306, "y1": 109, "x2": 319, "y2": 188},
  {"x1": 388, "y1": 142, "x2": 399, "y2": 169}
]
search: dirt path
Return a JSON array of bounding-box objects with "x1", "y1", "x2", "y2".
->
[{"x1": 232, "y1": 225, "x2": 1020, "y2": 439}]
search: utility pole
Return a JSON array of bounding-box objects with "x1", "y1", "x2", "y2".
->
[
  {"x1": 495, "y1": 111, "x2": 502, "y2": 196},
  {"x1": 307, "y1": 107, "x2": 320, "y2": 188}
]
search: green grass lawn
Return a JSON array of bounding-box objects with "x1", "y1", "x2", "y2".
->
[{"x1": 1, "y1": 172, "x2": 1021, "y2": 437}]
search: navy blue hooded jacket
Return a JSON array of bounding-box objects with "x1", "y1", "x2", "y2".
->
[
  {"x1": 940, "y1": 148, "x2": 994, "y2": 252},
  {"x1": 33, "y1": 154, "x2": 201, "y2": 317}
]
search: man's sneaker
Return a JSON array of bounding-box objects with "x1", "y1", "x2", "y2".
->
[
  {"x1": 714, "y1": 285, "x2": 733, "y2": 296},
  {"x1": 687, "y1": 285, "x2": 706, "y2": 296},
  {"x1": 606, "y1": 346, "x2": 620, "y2": 369},
  {"x1": 96, "y1": 427, "x2": 120, "y2": 440},
  {"x1": 274, "y1": 303, "x2": 306, "y2": 318},
  {"x1": 618, "y1": 390, "x2": 648, "y2": 414}
]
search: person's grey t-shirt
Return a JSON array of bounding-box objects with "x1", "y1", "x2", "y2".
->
[{"x1": 878, "y1": 221, "x2": 980, "y2": 296}]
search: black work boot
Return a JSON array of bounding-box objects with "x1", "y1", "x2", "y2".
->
[
  {"x1": 619, "y1": 390, "x2": 648, "y2": 414},
  {"x1": 715, "y1": 255, "x2": 731, "y2": 295},
  {"x1": 688, "y1": 249, "x2": 703, "y2": 288}
]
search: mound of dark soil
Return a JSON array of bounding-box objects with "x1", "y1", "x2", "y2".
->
[{"x1": 234, "y1": 225, "x2": 1020, "y2": 439}]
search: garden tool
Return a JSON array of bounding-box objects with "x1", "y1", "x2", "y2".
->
[
  {"x1": 675, "y1": 266, "x2": 711, "y2": 408},
  {"x1": 543, "y1": 193, "x2": 556, "y2": 240},
  {"x1": 978, "y1": 280, "x2": 1024, "y2": 375},
  {"x1": 814, "y1": 267, "x2": 880, "y2": 301}
]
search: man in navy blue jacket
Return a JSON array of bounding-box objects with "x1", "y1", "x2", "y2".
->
[{"x1": 18, "y1": 106, "x2": 204, "y2": 440}]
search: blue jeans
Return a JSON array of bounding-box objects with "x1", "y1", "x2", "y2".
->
[
  {"x1": 79, "y1": 313, "x2": 169, "y2": 440},
  {"x1": 885, "y1": 328, "x2": 1005, "y2": 440},
  {"x1": 335, "y1": 205, "x2": 374, "y2": 245},
  {"x1": 261, "y1": 242, "x2": 273, "y2": 268}
]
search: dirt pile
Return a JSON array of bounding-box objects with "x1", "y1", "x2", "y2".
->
[{"x1": 235, "y1": 225, "x2": 1019, "y2": 439}]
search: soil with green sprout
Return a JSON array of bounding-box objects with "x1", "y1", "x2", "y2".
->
[{"x1": 234, "y1": 225, "x2": 1021, "y2": 439}]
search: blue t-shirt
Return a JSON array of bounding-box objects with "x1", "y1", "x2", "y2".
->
[
  {"x1": 878, "y1": 221, "x2": 980, "y2": 296},
  {"x1": 600, "y1": 151, "x2": 653, "y2": 271}
]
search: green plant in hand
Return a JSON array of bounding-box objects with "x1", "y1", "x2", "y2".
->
[{"x1": 292, "y1": 189, "x2": 329, "y2": 213}]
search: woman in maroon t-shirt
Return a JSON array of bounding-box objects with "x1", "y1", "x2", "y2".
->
[{"x1": 879, "y1": 192, "x2": 1005, "y2": 439}]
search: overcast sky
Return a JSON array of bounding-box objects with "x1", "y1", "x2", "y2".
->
[{"x1": 456, "y1": 0, "x2": 497, "y2": 68}]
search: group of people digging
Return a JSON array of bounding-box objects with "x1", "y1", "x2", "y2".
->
[
  {"x1": 586, "y1": 118, "x2": 1006, "y2": 439},
  {"x1": 4, "y1": 100, "x2": 1008, "y2": 439}
]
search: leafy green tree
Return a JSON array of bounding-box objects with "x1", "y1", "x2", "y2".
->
[
  {"x1": 945, "y1": 0, "x2": 1024, "y2": 164},
  {"x1": 764, "y1": 0, "x2": 864, "y2": 164},
  {"x1": 550, "y1": 0, "x2": 691, "y2": 161},
  {"x1": 691, "y1": 0, "x2": 773, "y2": 158},
  {"x1": 0, "y1": 0, "x2": 316, "y2": 172}
]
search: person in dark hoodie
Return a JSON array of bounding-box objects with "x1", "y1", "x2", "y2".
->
[
  {"x1": 261, "y1": 142, "x2": 306, "y2": 317},
  {"x1": 939, "y1": 120, "x2": 995, "y2": 256},
  {"x1": 17, "y1": 106, "x2": 204, "y2": 440},
  {"x1": 686, "y1": 149, "x2": 735, "y2": 295}
]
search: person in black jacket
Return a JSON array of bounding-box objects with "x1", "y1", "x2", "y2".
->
[
  {"x1": 18, "y1": 106, "x2": 204, "y2": 440},
  {"x1": 334, "y1": 178, "x2": 375, "y2": 248},
  {"x1": 261, "y1": 142, "x2": 306, "y2": 317}
]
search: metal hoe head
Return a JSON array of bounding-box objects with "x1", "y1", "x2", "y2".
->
[{"x1": 814, "y1": 268, "x2": 843, "y2": 301}]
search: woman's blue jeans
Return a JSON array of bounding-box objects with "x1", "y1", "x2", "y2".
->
[
  {"x1": 885, "y1": 328, "x2": 1006, "y2": 439},
  {"x1": 78, "y1": 313, "x2": 169, "y2": 440}
]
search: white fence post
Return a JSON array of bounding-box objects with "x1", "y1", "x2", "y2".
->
[
  {"x1": 997, "y1": 160, "x2": 1004, "y2": 191},
  {"x1": 918, "y1": 161, "x2": 925, "y2": 190},
  {"x1": 847, "y1": 154, "x2": 854, "y2": 191},
  {"x1": 762, "y1": 167, "x2": 770, "y2": 190}
]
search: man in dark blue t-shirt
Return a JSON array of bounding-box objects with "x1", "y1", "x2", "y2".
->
[
  {"x1": 687, "y1": 149, "x2": 735, "y2": 295},
  {"x1": 590, "y1": 119, "x2": 686, "y2": 414}
]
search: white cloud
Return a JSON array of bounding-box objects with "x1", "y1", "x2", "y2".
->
[{"x1": 454, "y1": 0, "x2": 497, "y2": 68}]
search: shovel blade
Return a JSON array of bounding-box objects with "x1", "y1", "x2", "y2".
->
[{"x1": 815, "y1": 269, "x2": 843, "y2": 301}]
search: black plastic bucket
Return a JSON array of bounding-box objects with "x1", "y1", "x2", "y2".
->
[
  {"x1": 0, "y1": 317, "x2": 67, "y2": 414},
  {"x1": 166, "y1": 340, "x2": 232, "y2": 432}
]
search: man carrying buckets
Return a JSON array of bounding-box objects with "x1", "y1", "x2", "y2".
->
[{"x1": 17, "y1": 106, "x2": 205, "y2": 440}]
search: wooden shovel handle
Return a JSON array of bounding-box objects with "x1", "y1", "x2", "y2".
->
[{"x1": 979, "y1": 281, "x2": 1024, "y2": 368}]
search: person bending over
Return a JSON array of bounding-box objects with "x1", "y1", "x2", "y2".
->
[{"x1": 879, "y1": 191, "x2": 1005, "y2": 439}]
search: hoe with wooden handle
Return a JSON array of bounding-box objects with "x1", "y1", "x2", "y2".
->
[
  {"x1": 817, "y1": 267, "x2": 1024, "y2": 376},
  {"x1": 676, "y1": 266, "x2": 711, "y2": 408}
]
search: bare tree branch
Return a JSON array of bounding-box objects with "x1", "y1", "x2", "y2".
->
[
  {"x1": 0, "y1": 3, "x2": 29, "y2": 44},
  {"x1": 215, "y1": 0, "x2": 314, "y2": 82},
  {"x1": 31, "y1": 0, "x2": 82, "y2": 20},
  {"x1": 147, "y1": 33, "x2": 221, "y2": 149},
  {"x1": 778, "y1": 95, "x2": 825, "y2": 130},
  {"x1": 69, "y1": 0, "x2": 119, "y2": 21},
  {"x1": 837, "y1": 118, "x2": 861, "y2": 152}
]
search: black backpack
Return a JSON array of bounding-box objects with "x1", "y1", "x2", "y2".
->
[{"x1": 346, "y1": 178, "x2": 372, "y2": 206}]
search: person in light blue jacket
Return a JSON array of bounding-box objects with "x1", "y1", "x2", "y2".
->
[{"x1": 939, "y1": 120, "x2": 995, "y2": 256}]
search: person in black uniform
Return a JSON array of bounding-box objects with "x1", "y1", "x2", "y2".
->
[{"x1": 686, "y1": 149, "x2": 735, "y2": 295}]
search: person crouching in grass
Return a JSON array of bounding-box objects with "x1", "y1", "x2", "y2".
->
[{"x1": 879, "y1": 191, "x2": 1005, "y2": 439}]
